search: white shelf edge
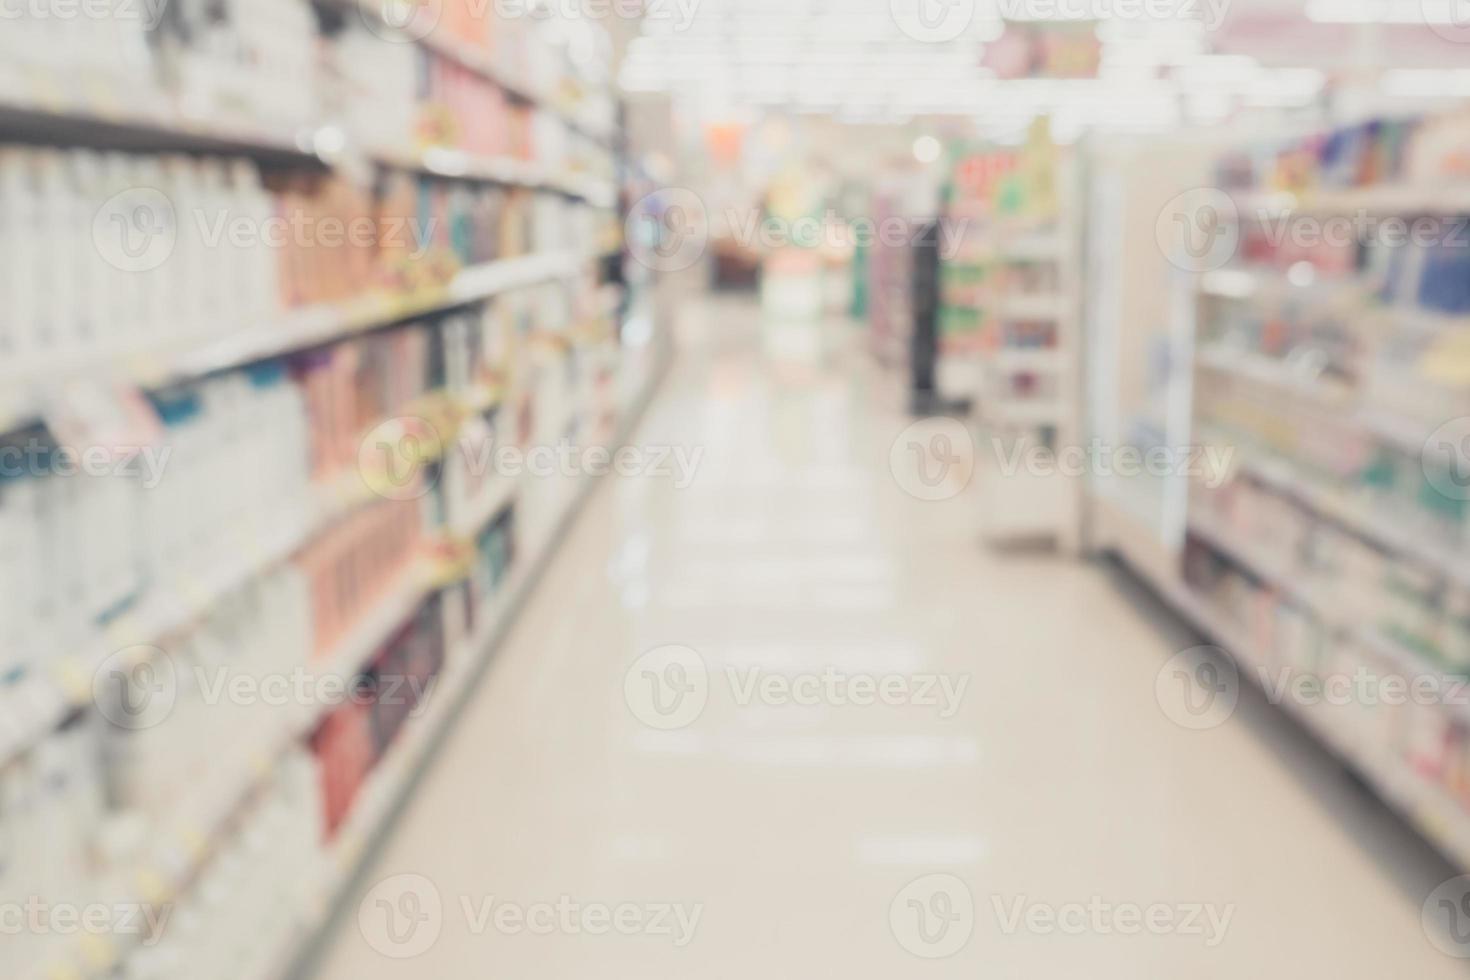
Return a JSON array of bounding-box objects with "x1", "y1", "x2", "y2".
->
[{"x1": 0, "y1": 251, "x2": 590, "y2": 435}]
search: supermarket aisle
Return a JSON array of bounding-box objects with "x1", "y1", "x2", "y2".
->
[{"x1": 311, "y1": 297, "x2": 1464, "y2": 978}]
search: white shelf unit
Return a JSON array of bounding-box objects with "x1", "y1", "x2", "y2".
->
[
  {"x1": 973, "y1": 155, "x2": 1083, "y2": 552},
  {"x1": 1080, "y1": 125, "x2": 1470, "y2": 874},
  {"x1": 1178, "y1": 147, "x2": 1470, "y2": 871},
  {"x1": 0, "y1": 10, "x2": 663, "y2": 980}
]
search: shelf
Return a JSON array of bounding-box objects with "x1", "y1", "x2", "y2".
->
[
  {"x1": 0, "y1": 383, "x2": 474, "y2": 772},
  {"x1": 372, "y1": 146, "x2": 616, "y2": 205},
  {"x1": 1195, "y1": 346, "x2": 1353, "y2": 405},
  {"x1": 991, "y1": 348, "x2": 1062, "y2": 372},
  {"x1": 1235, "y1": 183, "x2": 1470, "y2": 218},
  {"x1": 1187, "y1": 513, "x2": 1336, "y2": 615},
  {"x1": 1140, "y1": 568, "x2": 1470, "y2": 871},
  {"x1": 320, "y1": 0, "x2": 617, "y2": 146},
  {"x1": 0, "y1": 251, "x2": 590, "y2": 435},
  {"x1": 998, "y1": 233, "x2": 1063, "y2": 262},
  {"x1": 0, "y1": 94, "x2": 329, "y2": 165},
  {"x1": 983, "y1": 399, "x2": 1062, "y2": 427},
  {"x1": 1191, "y1": 500, "x2": 1470, "y2": 725},
  {"x1": 999, "y1": 294, "x2": 1067, "y2": 321},
  {"x1": 1221, "y1": 445, "x2": 1470, "y2": 591},
  {"x1": 294, "y1": 560, "x2": 442, "y2": 734},
  {"x1": 234, "y1": 357, "x2": 670, "y2": 980},
  {"x1": 64, "y1": 564, "x2": 441, "y2": 980},
  {"x1": 452, "y1": 477, "x2": 520, "y2": 540},
  {"x1": 0, "y1": 511, "x2": 315, "y2": 770}
]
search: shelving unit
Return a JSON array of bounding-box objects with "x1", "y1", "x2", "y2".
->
[
  {"x1": 1173, "y1": 112, "x2": 1470, "y2": 874},
  {"x1": 950, "y1": 133, "x2": 1082, "y2": 551},
  {"x1": 1, "y1": 6, "x2": 668, "y2": 980}
]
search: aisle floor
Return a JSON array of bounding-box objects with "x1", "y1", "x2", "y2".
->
[{"x1": 311, "y1": 298, "x2": 1466, "y2": 978}]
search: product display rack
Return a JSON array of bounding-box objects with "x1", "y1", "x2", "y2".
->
[
  {"x1": 951, "y1": 133, "x2": 1082, "y2": 551},
  {"x1": 0, "y1": 6, "x2": 668, "y2": 980},
  {"x1": 1163, "y1": 112, "x2": 1470, "y2": 873}
]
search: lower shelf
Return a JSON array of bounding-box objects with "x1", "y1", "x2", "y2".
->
[
  {"x1": 252, "y1": 339, "x2": 673, "y2": 980},
  {"x1": 1122, "y1": 545, "x2": 1470, "y2": 874}
]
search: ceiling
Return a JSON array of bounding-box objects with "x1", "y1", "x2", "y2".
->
[{"x1": 618, "y1": 0, "x2": 1470, "y2": 136}]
